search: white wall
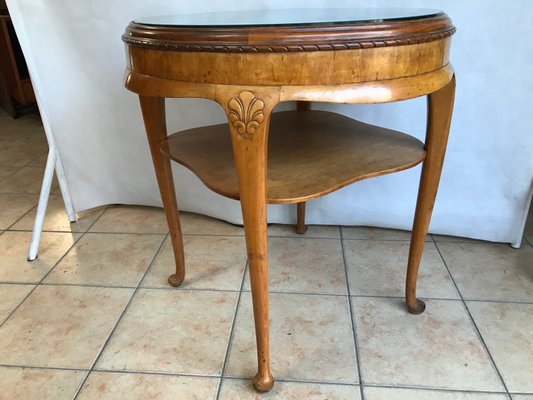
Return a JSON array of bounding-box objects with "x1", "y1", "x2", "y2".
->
[{"x1": 6, "y1": 0, "x2": 533, "y2": 244}]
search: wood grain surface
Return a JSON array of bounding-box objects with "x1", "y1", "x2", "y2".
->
[{"x1": 160, "y1": 110, "x2": 426, "y2": 204}]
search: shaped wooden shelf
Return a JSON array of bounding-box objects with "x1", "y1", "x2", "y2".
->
[{"x1": 160, "y1": 110, "x2": 426, "y2": 204}]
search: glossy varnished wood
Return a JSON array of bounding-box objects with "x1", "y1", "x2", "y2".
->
[
  {"x1": 123, "y1": 11, "x2": 456, "y2": 393},
  {"x1": 124, "y1": 13, "x2": 453, "y2": 87},
  {"x1": 406, "y1": 75, "x2": 456, "y2": 314},
  {"x1": 296, "y1": 202, "x2": 307, "y2": 234},
  {"x1": 127, "y1": 40, "x2": 450, "y2": 86},
  {"x1": 124, "y1": 64, "x2": 453, "y2": 105},
  {"x1": 216, "y1": 87, "x2": 278, "y2": 391},
  {"x1": 123, "y1": 13, "x2": 454, "y2": 53},
  {"x1": 138, "y1": 96, "x2": 185, "y2": 287},
  {"x1": 160, "y1": 111, "x2": 426, "y2": 204}
]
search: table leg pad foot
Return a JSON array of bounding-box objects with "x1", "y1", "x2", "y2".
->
[
  {"x1": 252, "y1": 373, "x2": 274, "y2": 392},
  {"x1": 407, "y1": 299, "x2": 426, "y2": 314},
  {"x1": 168, "y1": 274, "x2": 184, "y2": 287},
  {"x1": 296, "y1": 225, "x2": 308, "y2": 234}
]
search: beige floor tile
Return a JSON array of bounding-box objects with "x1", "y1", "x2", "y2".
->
[
  {"x1": 142, "y1": 235, "x2": 246, "y2": 290},
  {"x1": 344, "y1": 240, "x2": 458, "y2": 299},
  {"x1": 219, "y1": 378, "x2": 360, "y2": 399},
  {"x1": 437, "y1": 242, "x2": 533, "y2": 302},
  {"x1": 0, "y1": 285, "x2": 133, "y2": 368},
  {"x1": 0, "y1": 231, "x2": 79, "y2": 283},
  {"x1": 364, "y1": 387, "x2": 508, "y2": 399},
  {"x1": 0, "y1": 141, "x2": 47, "y2": 167},
  {"x1": 26, "y1": 153, "x2": 48, "y2": 167},
  {"x1": 0, "y1": 110, "x2": 43, "y2": 139},
  {"x1": 467, "y1": 302, "x2": 533, "y2": 393},
  {"x1": 0, "y1": 366, "x2": 86, "y2": 400},
  {"x1": 90, "y1": 205, "x2": 168, "y2": 234},
  {"x1": 268, "y1": 223, "x2": 341, "y2": 239},
  {"x1": 0, "y1": 284, "x2": 34, "y2": 324},
  {"x1": 44, "y1": 233, "x2": 164, "y2": 287},
  {"x1": 341, "y1": 226, "x2": 418, "y2": 241},
  {"x1": 97, "y1": 289, "x2": 237, "y2": 375},
  {"x1": 0, "y1": 128, "x2": 43, "y2": 144},
  {"x1": 0, "y1": 166, "x2": 21, "y2": 181},
  {"x1": 512, "y1": 396, "x2": 533, "y2": 400},
  {"x1": 243, "y1": 237, "x2": 347, "y2": 294},
  {"x1": 180, "y1": 211, "x2": 244, "y2": 235},
  {"x1": 0, "y1": 166, "x2": 58, "y2": 194},
  {"x1": 226, "y1": 292, "x2": 358, "y2": 384},
  {"x1": 77, "y1": 371, "x2": 218, "y2": 400},
  {"x1": 0, "y1": 193, "x2": 37, "y2": 229},
  {"x1": 352, "y1": 297, "x2": 503, "y2": 391},
  {"x1": 11, "y1": 195, "x2": 105, "y2": 232}
]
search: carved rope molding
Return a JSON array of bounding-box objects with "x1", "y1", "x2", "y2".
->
[
  {"x1": 122, "y1": 27, "x2": 456, "y2": 53},
  {"x1": 228, "y1": 91, "x2": 265, "y2": 138}
]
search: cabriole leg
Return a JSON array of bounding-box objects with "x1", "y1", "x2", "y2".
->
[
  {"x1": 139, "y1": 96, "x2": 185, "y2": 286},
  {"x1": 406, "y1": 76, "x2": 456, "y2": 314},
  {"x1": 220, "y1": 88, "x2": 279, "y2": 392}
]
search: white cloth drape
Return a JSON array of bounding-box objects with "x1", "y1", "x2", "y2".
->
[{"x1": 6, "y1": 0, "x2": 533, "y2": 244}]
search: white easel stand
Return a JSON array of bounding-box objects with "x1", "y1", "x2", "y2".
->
[{"x1": 27, "y1": 128, "x2": 76, "y2": 261}]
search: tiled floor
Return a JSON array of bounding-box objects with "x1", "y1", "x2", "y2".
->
[{"x1": 0, "y1": 110, "x2": 532, "y2": 399}]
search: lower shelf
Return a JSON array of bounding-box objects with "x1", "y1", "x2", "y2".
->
[{"x1": 160, "y1": 110, "x2": 426, "y2": 204}]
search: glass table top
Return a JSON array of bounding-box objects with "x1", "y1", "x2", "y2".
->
[{"x1": 134, "y1": 8, "x2": 443, "y2": 28}]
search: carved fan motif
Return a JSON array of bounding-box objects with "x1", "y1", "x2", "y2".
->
[{"x1": 228, "y1": 91, "x2": 265, "y2": 138}]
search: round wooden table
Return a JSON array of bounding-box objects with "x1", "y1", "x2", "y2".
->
[{"x1": 122, "y1": 8, "x2": 456, "y2": 392}]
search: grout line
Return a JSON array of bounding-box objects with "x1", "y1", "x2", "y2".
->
[
  {"x1": 342, "y1": 237, "x2": 422, "y2": 242},
  {"x1": 458, "y1": 298, "x2": 533, "y2": 306},
  {"x1": 5, "y1": 224, "x2": 497, "y2": 244},
  {"x1": 136, "y1": 234, "x2": 169, "y2": 288},
  {"x1": 0, "y1": 204, "x2": 110, "y2": 328},
  {"x1": 91, "y1": 368, "x2": 220, "y2": 379},
  {"x1": 214, "y1": 259, "x2": 248, "y2": 400},
  {"x1": 0, "y1": 228, "x2": 89, "y2": 330},
  {"x1": 0, "y1": 362, "x2": 522, "y2": 396},
  {"x1": 23, "y1": 150, "x2": 49, "y2": 168},
  {"x1": 433, "y1": 240, "x2": 512, "y2": 398},
  {"x1": 339, "y1": 227, "x2": 365, "y2": 400},
  {"x1": 34, "y1": 282, "x2": 139, "y2": 290},
  {"x1": 0, "y1": 146, "x2": 46, "y2": 184},
  {"x1": 4, "y1": 202, "x2": 40, "y2": 231},
  {"x1": 4, "y1": 228, "x2": 344, "y2": 240},
  {"x1": 2, "y1": 193, "x2": 108, "y2": 233},
  {"x1": 0, "y1": 166, "x2": 24, "y2": 184},
  {"x1": 362, "y1": 382, "x2": 510, "y2": 395},
  {"x1": 133, "y1": 285, "x2": 241, "y2": 293},
  {"x1": 0, "y1": 363, "x2": 90, "y2": 372},
  {"x1": 222, "y1": 374, "x2": 360, "y2": 387},
  {"x1": 240, "y1": 288, "x2": 456, "y2": 300},
  {"x1": 33, "y1": 207, "x2": 109, "y2": 285},
  {"x1": 6, "y1": 228, "x2": 167, "y2": 235},
  {"x1": 0, "y1": 204, "x2": 108, "y2": 394},
  {"x1": 0, "y1": 191, "x2": 46, "y2": 195},
  {"x1": 2, "y1": 270, "x2": 530, "y2": 304},
  {"x1": 71, "y1": 232, "x2": 168, "y2": 400},
  {"x1": 3, "y1": 279, "x2": 500, "y2": 302}
]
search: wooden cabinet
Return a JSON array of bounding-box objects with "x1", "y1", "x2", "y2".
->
[{"x1": 0, "y1": 0, "x2": 36, "y2": 117}]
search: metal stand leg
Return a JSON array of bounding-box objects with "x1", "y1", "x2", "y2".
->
[
  {"x1": 27, "y1": 135, "x2": 77, "y2": 261},
  {"x1": 27, "y1": 147, "x2": 56, "y2": 261}
]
